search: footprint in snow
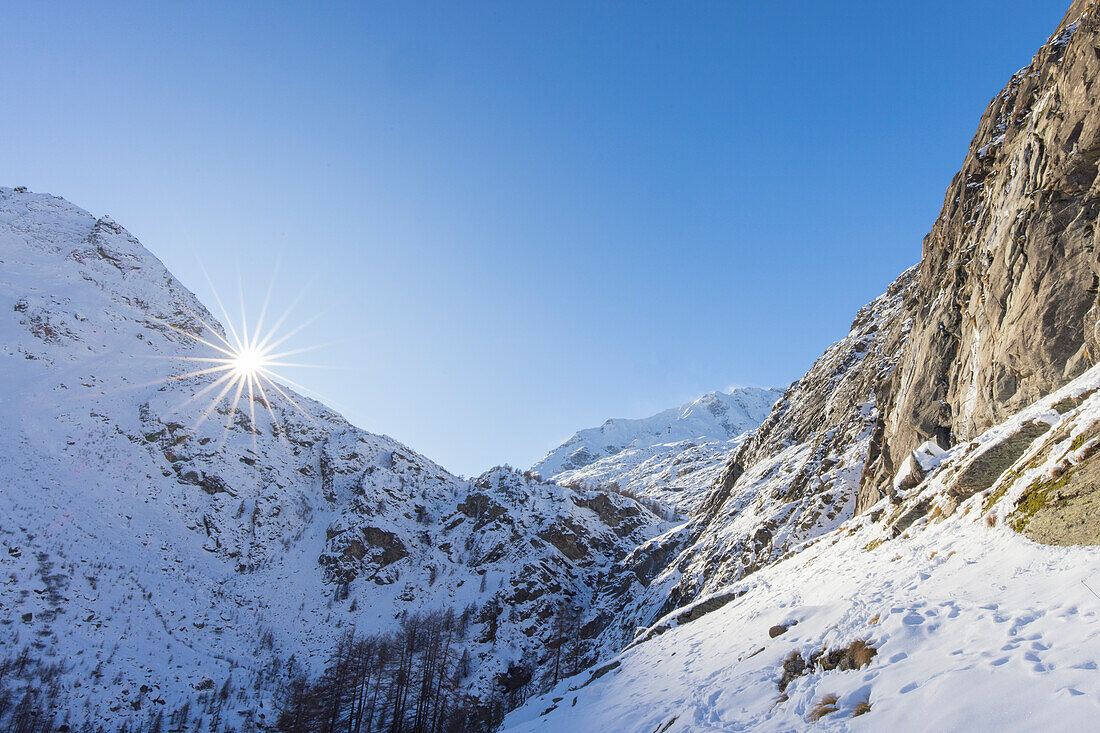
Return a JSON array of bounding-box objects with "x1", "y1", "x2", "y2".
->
[
  {"x1": 1008, "y1": 611, "x2": 1042, "y2": 635},
  {"x1": 902, "y1": 611, "x2": 924, "y2": 626},
  {"x1": 1023, "y1": 650, "x2": 1043, "y2": 664}
]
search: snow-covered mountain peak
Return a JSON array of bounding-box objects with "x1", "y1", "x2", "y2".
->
[
  {"x1": 1, "y1": 186, "x2": 223, "y2": 355},
  {"x1": 533, "y1": 387, "x2": 782, "y2": 479}
]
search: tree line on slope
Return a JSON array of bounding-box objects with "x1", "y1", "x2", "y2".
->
[
  {"x1": 276, "y1": 608, "x2": 477, "y2": 732},
  {"x1": 275, "y1": 600, "x2": 594, "y2": 733}
]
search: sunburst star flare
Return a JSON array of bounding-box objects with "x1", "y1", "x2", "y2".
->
[{"x1": 146, "y1": 276, "x2": 340, "y2": 451}]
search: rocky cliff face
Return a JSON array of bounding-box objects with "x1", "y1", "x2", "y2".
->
[{"x1": 865, "y1": 0, "x2": 1100, "y2": 503}]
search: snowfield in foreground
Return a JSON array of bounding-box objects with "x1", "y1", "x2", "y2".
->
[
  {"x1": 506, "y1": 516, "x2": 1100, "y2": 732},
  {"x1": 504, "y1": 368, "x2": 1100, "y2": 732}
]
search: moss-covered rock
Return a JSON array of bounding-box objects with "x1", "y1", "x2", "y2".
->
[
  {"x1": 1051, "y1": 389, "x2": 1097, "y2": 414},
  {"x1": 1010, "y1": 450, "x2": 1100, "y2": 545}
]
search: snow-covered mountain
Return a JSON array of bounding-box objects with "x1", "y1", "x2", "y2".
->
[
  {"x1": 532, "y1": 389, "x2": 780, "y2": 513},
  {"x1": 535, "y1": 389, "x2": 780, "y2": 478},
  {"x1": 0, "y1": 188, "x2": 671, "y2": 729},
  {"x1": 505, "y1": 366, "x2": 1100, "y2": 731}
]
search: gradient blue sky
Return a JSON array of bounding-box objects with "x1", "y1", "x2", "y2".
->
[{"x1": 1, "y1": 1, "x2": 1072, "y2": 475}]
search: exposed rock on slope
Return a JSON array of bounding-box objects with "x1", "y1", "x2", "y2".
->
[{"x1": 877, "y1": 367, "x2": 1100, "y2": 549}]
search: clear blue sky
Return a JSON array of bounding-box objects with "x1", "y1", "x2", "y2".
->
[{"x1": 1, "y1": 1, "x2": 1071, "y2": 475}]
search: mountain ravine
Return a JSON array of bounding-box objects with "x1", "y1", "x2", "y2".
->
[{"x1": 3, "y1": 1, "x2": 1100, "y2": 731}]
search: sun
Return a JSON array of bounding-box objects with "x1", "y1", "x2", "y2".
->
[
  {"x1": 231, "y1": 345, "x2": 269, "y2": 379},
  {"x1": 149, "y1": 271, "x2": 337, "y2": 449}
]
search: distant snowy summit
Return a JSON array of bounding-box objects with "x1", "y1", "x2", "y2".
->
[
  {"x1": 534, "y1": 387, "x2": 783, "y2": 477},
  {"x1": 534, "y1": 387, "x2": 782, "y2": 478}
]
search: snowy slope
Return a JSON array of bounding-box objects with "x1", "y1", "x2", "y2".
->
[
  {"x1": 533, "y1": 389, "x2": 781, "y2": 512},
  {"x1": 503, "y1": 366, "x2": 1100, "y2": 732},
  {"x1": 549, "y1": 436, "x2": 749, "y2": 515},
  {"x1": 0, "y1": 187, "x2": 671, "y2": 728}
]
